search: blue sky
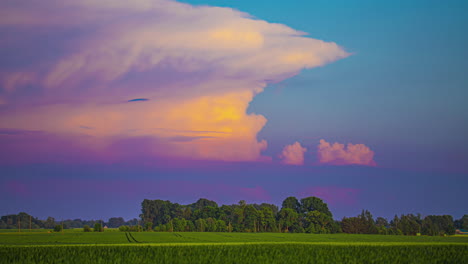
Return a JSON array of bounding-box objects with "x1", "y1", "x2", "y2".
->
[
  {"x1": 0, "y1": 0, "x2": 467, "y2": 221},
  {"x1": 184, "y1": 0, "x2": 468, "y2": 171}
]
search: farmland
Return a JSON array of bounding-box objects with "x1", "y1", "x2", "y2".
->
[{"x1": 1, "y1": 231, "x2": 467, "y2": 263}]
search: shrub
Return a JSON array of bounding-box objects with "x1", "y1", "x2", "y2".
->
[
  {"x1": 94, "y1": 223, "x2": 103, "y2": 232},
  {"x1": 145, "y1": 222, "x2": 153, "y2": 231},
  {"x1": 54, "y1": 225, "x2": 62, "y2": 232},
  {"x1": 83, "y1": 225, "x2": 91, "y2": 232},
  {"x1": 119, "y1": 226, "x2": 129, "y2": 232}
]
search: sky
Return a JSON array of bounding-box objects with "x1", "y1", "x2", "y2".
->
[{"x1": 0, "y1": 0, "x2": 467, "y2": 221}]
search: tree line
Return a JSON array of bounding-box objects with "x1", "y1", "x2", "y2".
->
[
  {"x1": 141, "y1": 197, "x2": 339, "y2": 233},
  {"x1": 2, "y1": 197, "x2": 467, "y2": 236},
  {"x1": 0, "y1": 212, "x2": 139, "y2": 230},
  {"x1": 140, "y1": 197, "x2": 467, "y2": 236}
]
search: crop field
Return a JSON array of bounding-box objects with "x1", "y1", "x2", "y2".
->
[{"x1": 1, "y1": 231, "x2": 467, "y2": 263}]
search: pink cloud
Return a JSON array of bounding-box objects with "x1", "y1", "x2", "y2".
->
[
  {"x1": 317, "y1": 139, "x2": 376, "y2": 166},
  {"x1": 299, "y1": 186, "x2": 361, "y2": 206},
  {"x1": 0, "y1": 0, "x2": 349, "y2": 164},
  {"x1": 280, "y1": 141, "x2": 307, "y2": 165}
]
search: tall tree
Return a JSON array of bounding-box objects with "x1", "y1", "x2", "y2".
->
[
  {"x1": 140, "y1": 199, "x2": 173, "y2": 226},
  {"x1": 454, "y1": 215, "x2": 468, "y2": 230},
  {"x1": 108, "y1": 217, "x2": 125, "y2": 228},
  {"x1": 190, "y1": 198, "x2": 218, "y2": 211},
  {"x1": 259, "y1": 207, "x2": 277, "y2": 232},
  {"x1": 243, "y1": 205, "x2": 260, "y2": 232},
  {"x1": 195, "y1": 218, "x2": 206, "y2": 232},
  {"x1": 281, "y1": 197, "x2": 301, "y2": 214},
  {"x1": 304, "y1": 210, "x2": 333, "y2": 234},
  {"x1": 300, "y1": 197, "x2": 332, "y2": 217},
  {"x1": 422, "y1": 215, "x2": 455, "y2": 236},
  {"x1": 44, "y1": 217, "x2": 56, "y2": 229},
  {"x1": 278, "y1": 208, "x2": 299, "y2": 233}
]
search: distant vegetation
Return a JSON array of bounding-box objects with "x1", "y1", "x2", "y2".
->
[
  {"x1": 1, "y1": 196, "x2": 467, "y2": 236},
  {"x1": 0, "y1": 213, "x2": 139, "y2": 230}
]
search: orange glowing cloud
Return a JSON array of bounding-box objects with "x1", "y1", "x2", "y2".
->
[
  {"x1": 317, "y1": 139, "x2": 376, "y2": 166},
  {"x1": 0, "y1": 0, "x2": 349, "y2": 162},
  {"x1": 280, "y1": 142, "x2": 307, "y2": 165}
]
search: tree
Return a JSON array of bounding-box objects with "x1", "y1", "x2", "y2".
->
[
  {"x1": 205, "y1": 217, "x2": 218, "y2": 232},
  {"x1": 83, "y1": 225, "x2": 91, "y2": 232},
  {"x1": 304, "y1": 210, "x2": 333, "y2": 234},
  {"x1": 360, "y1": 210, "x2": 378, "y2": 234},
  {"x1": 253, "y1": 203, "x2": 279, "y2": 215},
  {"x1": 233, "y1": 202, "x2": 246, "y2": 232},
  {"x1": 376, "y1": 217, "x2": 389, "y2": 228},
  {"x1": 195, "y1": 218, "x2": 206, "y2": 232},
  {"x1": 94, "y1": 223, "x2": 103, "y2": 232},
  {"x1": 300, "y1": 197, "x2": 332, "y2": 217},
  {"x1": 422, "y1": 215, "x2": 455, "y2": 236},
  {"x1": 108, "y1": 217, "x2": 125, "y2": 228},
  {"x1": 278, "y1": 208, "x2": 299, "y2": 233},
  {"x1": 145, "y1": 222, "x2": 153, "y2": 231},
  {"x1": 119, "y1": 226, "x2": 129, "y2": 232},
  {"x1": 397, "y1": 214, "x2": 421, "y2": 236},
  {"x1": 172, "y1": 218, "x2": 187, "y2": 232},
  {"x1": 260, "y1": 207, "x2": 277, "y2": 232},
  {"x1": 341, "y1": 210, "x2": 377, "y2": 234},
  {"x1": 376, "y1": 217, "x2": 389, "y2": 234},
  {"x1": 54, "y1": 225, "x2": 62, "y2": 232},
  {"x1": 44, "y1": 217, "x2": 56, "y2": 229},
  {"x1": 140, "y1": 199, "x2": 173, "y2": 226},
  {"x1": 341, "y1": 217, "x2": 361, "y2": 234},
  {"x1": 243, "y1": 205, "x2": 260, "y2": 232},
  {"x1": 454, "y1": 215, "x2": 468, "y2": 230},
  {"x1": 191, "y1": 198, "x2": 218, "y2": 211},
  {"x1": 217, "y1": 219, "x2": 227, "y2": 232},
  {"x1": 281, "y1": 197, "x2": 301, "y2": 214}
]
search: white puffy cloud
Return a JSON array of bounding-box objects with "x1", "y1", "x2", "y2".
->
[
  {"x1": 317, "y1": 139, "x2": 376, "y2": 166},
  {"x1": 280, "y1": 142, "x2": 307, "y2": 165}
]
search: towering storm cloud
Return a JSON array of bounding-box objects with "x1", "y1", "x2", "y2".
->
[{"x1": 0, "y1": 0, "x2": 349, "y2": 163}]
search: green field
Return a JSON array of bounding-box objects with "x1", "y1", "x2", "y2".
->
[{"x1": 1, "y1": 231, "x2": 467, "y2": 263}]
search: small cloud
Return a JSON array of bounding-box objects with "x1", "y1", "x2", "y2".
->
[
  {"x1": 280, "y1": 141, "x2": 307, "y2": 165},
  {"x1": 0, "y1": 128, "x2": 42, "y2": 136},
  {"x1": 128, "y1": 98, "x2": 149, "y2": 102},
  {"x1": 317, "y1": 139, "x2": 376, "y2": 166},
  {"x1": 79, "y1": 125, "x2": 93, "y2": 130},
  {"x1": 1, "y1": 72, "x2": 36, "y2": 93}
]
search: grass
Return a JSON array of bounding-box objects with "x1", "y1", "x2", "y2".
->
[
  {"x1": 1, "y1": 231, "x2": 467, "y2": 263},
  {"x1": 1, "y1": 231, "x2": 468, "y2": 245}
]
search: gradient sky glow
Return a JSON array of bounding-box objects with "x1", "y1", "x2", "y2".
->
[{"x1": 1, "y1": 0, "x2": 467, "y2": 221}]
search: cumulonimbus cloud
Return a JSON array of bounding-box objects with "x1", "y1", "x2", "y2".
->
[
  {"x1": 280, "y1": 142, "x2": 307, "y2": 165},
  {"x1": 317, "y1": 139, "x2": 376, "y2": 166},
  {"x1": 0, "y1": 0, "x2": 349, "y2": 163}
]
